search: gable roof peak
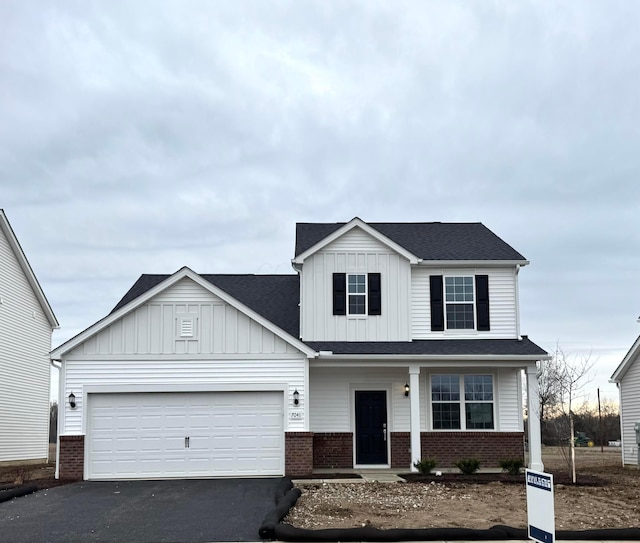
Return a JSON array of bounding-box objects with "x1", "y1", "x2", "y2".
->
[{"x1": 294, "y1": 220, "x2": 527, "y2": 263}]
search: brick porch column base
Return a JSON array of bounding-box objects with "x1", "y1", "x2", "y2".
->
[
  {"x1": 285, "y1": 432, "x2": 314, "y2": 477},
  {"x1": 59, "y1": 435, "x2": 85, "y2": 481},
  {"x1": 390, "y1": 432, "x2": 411, "y2": 469},
  {"x1": 420, "y1": 432, "x2": 524, "y2": 468}
]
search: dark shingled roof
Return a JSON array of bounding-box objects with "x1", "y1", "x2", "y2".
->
[
  {"x1": 295, "y1": 222, "x2": 527, "y2": 261},
  {"x1": 112, "y1": 274, "x2": 300, "y2": 338},
  {"x1": 305, "y1": 338, "x2": 547, "y2": 357}
]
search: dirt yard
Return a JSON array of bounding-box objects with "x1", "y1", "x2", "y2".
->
[{"x1": 285, "y1": 447, "x2": 640, "y2": 531}]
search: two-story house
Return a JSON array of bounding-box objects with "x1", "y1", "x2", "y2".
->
[{"x1": 51, "y1": 218, "x2": 548, "y2": 480}]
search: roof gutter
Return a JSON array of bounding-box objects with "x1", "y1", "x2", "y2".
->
[{"x1": 314, "y1": 353, "x2": 550, "y2": 362}]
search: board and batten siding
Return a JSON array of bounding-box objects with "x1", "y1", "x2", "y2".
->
[
  {"x1": 300, "y1": 227, "x2": 411, "y2": 341},
  {"x1": 411, "y1": 267, "x2": 518, "y2": 339},
  {"x1": 0, "y1": 228, "x2": 52, "y2": 462},
  {"x1": 309, "y1": 366, "x2": 523, "y2": 433},
  {"x1": 68, "y1": 278, "x2": 299, "y2": 356},
  {"x1": 620, "y1": 355, "x2": 640, "y2": 465},
  {"x1": 62, "y1": 358, "x2": 307, "y2": 435}
]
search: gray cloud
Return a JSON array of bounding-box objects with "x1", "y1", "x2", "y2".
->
[{"x1": 2, "y1": 0, "x2": 639, "y2": 400}]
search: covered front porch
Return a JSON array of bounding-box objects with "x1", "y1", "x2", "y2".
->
[{"x1": 301, "y1": 351, "x2": 545, "y2": 475}]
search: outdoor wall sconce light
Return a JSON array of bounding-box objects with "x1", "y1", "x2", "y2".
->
[
  {"x1": 404, "y1": 383, "x2": 410, "y2": 397},
  {"x1": 293, "y1": 389, "x2": 300, "y2": 406},
  {"x1": 68, "y1": 392, "x2": 76, "y2": 409}
]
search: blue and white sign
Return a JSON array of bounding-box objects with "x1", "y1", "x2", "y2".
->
[{"x1": 526, "y1": 469, "x2": 555, "y2": 543}]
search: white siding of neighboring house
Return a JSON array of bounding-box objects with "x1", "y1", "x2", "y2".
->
[
  {"x1": 309, "y1": 366, "x2": 523, "y2": 433},
  {"x1": 60, "y1": 277, "x2": 308, "y2": 435},
  {"x1": 411, "y1": 267, "x2": 519, "y2": 339},
  {"x1": 0, "y1": 228, "x2": 51, "y2": 462},
  {"x1": 620, "y1": 354, "x2": 640, "y2": 465},
  {"x1": 300, "y1": 227, "x2": 412, "y2": 342}
]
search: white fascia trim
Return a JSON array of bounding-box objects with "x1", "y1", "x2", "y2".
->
[
  {"x1": 51, "y1": 266, "x2": 315, "y2": 358},
  {"x1": 610, "y1": 333, "x2": 640, "y2": 382},
  {"x1": 292, "y1": 217, "x2": 420, "y2": 265},
  {"x1": 0, "y1": 210, "x2": 59, "y2": 329},
  {"x1": 60, "y1": 353, "x2": 307, "y2": 362},
  {"x1": 417, "y1": 260, "x2": 529, "y2": 267}
]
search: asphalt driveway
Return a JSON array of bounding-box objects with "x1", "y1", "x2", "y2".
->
[{"x1": 0, "y1": 478, "x2": 282, "y2": 543}]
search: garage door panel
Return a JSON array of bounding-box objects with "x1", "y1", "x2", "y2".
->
[{"x1": 88, "y1": 391, "x2": 284, "y2": 479}]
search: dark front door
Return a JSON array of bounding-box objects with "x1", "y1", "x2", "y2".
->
[{"x1": 355, "y1": 390, "x2": 388, "y2": 465}]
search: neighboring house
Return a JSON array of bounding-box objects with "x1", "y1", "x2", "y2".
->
[
  {"x1": 50, "y1": 217, "x2": 548, "y2": 480},
  {"x1": 610, "y1": 322, "x2": 640, "y2": 466},
  {"x1": 0, "y1": 209, "x2": 59, "y2": 464}
]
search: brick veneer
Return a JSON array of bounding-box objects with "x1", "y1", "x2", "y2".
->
[
  {"x1": 313, "y1": 432, "x2": 353, "y2": 468},
  {"x1": 420, "y1": 431, "x2": 524, "y2": 467},
  {"x1": 390, "y1": 432, "x2": 411, "y2": 469},
  {"x1": 59, "y1": 435, "x2": 85, "y2": 480},
  {"x1": 285, "y1": 432, "x2": 314, "y2": 477}
]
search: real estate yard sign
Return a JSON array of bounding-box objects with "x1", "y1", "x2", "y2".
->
[{"x1": 526, "y1": 469, "x2": 555, "y2": 543}]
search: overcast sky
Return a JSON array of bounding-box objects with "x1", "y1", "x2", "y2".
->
[{"x1": 2, "y1": 1, "x2": 639, "y2": 402}]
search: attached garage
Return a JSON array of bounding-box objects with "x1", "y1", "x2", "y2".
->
[{"x1": 86, "y1": 391, "x2": 284, "y2": 480}]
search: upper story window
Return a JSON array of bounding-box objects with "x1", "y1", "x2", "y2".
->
[
  {"x1": 348, "y1": 274, "x2": 366, "y2": 315},
  {"x1": 445, "y1": 276, "x2": 475, "y2": 329},
  {"x1": 431, "y1": 374, "x2": 494, "y2": 430},
  {"x1": 333, "y1": 273, "x2": 381, "y2": 316},
  {"x1": 429, "y1": 275, "x2": 490, "y2": 332}
]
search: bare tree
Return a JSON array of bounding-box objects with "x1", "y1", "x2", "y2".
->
[{"x1": 551, "y1": 346, "x2": 596, "y2": 483}]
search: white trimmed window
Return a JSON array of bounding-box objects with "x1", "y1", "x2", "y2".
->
[
  {"x1": 444, "y1": 276, "x2": 475, "y2": 329},
  {"x1": 347, "y1": 274, "x2": 366, "y2": 315},
  {"x1": 431, "y1": 374, "x2": 494, "y2": 430}
]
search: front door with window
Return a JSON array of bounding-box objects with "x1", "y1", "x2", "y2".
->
[{"x1": 355, "y1": 390, "x2": 388, "y2": 465}]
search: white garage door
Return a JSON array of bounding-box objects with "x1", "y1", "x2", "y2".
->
[{"x1": 87, "y1": 391, "x2": 284, "y2": 480}]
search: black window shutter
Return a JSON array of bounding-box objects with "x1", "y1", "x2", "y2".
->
[
  {"x1": 368, "y1": 273, "x2": 381, "y2": 315},
  {"x1": 475, "y1": 275, "x2": 490, "y2": 331},
  {"x1": 333, "y1": 273, "x2": 346, "y2": 315},
  {"x1": 429, "y1": 275, "x2": 444, "y2": 331}
]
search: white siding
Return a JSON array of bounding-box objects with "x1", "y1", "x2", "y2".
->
[
  {"x1": 310, "y1": 366, "x2": 522, "y2": 432},
  {"x1": 0, "y1": 227, "x2": 51, "y2": 462},
  {"x1": 300, "y1": 228, "x2": 411, "y2": 341},
  {"x1": 309, "y1": 367, "x2": 416, "y2": 432},
  {"x1": 411, "y1": 267, "x2": 518, "y2": 339},
  {"x1": 69, "y1": 278, "x2": 299, "y2": 356},
  {"x1": 620, "y1": 355, "x2": 640, "y2": 465},
  {"x1": 62, "y1": 358, "x2": 306, "y2": 434}
]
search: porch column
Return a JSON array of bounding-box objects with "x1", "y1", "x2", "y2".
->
[
  {"x1": 409, "y1": 364, "x2": 421, "y2": 472},
  {"x1": 526, "y1": 365, "x2": 544, "y2": 471}
]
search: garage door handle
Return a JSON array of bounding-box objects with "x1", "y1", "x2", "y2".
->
[{"x1": 185, "y1": 436, "x2": 190, "y2": 448}]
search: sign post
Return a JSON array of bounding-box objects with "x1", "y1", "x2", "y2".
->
[{"x1": 526, "y1": 469, "x2": 555, "y2": 543}]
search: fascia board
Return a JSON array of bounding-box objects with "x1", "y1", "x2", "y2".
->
[
  {"x1": 311, "y1": 357, "x2": 542, "y2": 368},
  {"x1": 312, "y1": 354, "x2": 550, "y2": 364},
  {"x1": 51, "y1": 266, "x2": 315, "y2": 359},
  {"x1": 292, "y1": 217, "x2": 420, "y2": 264},
  {"x1": 610, "y1": 334, "x2": 640, "y2": 382},
  {"x1": 417, "y1": 260, "x2": 530, "y2": 267},
  {"x1": 0, "y1": 210, "x2": 59, "y2": 329}
]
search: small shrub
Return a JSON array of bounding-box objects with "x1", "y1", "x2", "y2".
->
[
  {"x1": 499, "y1": 458, "x2": 524, "y2": 476},
  {"x1": 455, "y1": 458, "x2": 480, "y2": 474},
  {"x1": 413, "y1": 457, "x2": 437, "y2": 474}
]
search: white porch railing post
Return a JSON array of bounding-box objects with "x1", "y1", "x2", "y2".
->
[
  {"x1": 409, "y1": 364, "x2": 421, "y2": 472},
  {"x1": 526, "y1": 364, "x2": 544, "y2": 471}
]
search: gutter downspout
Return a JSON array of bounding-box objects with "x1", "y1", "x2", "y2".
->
[
  {"x1": 50, "y1": 359, "x2": 62, "y2": 479},
  {"x1": 514, "y1": 265, "x2": 521, "y2": 339}
]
